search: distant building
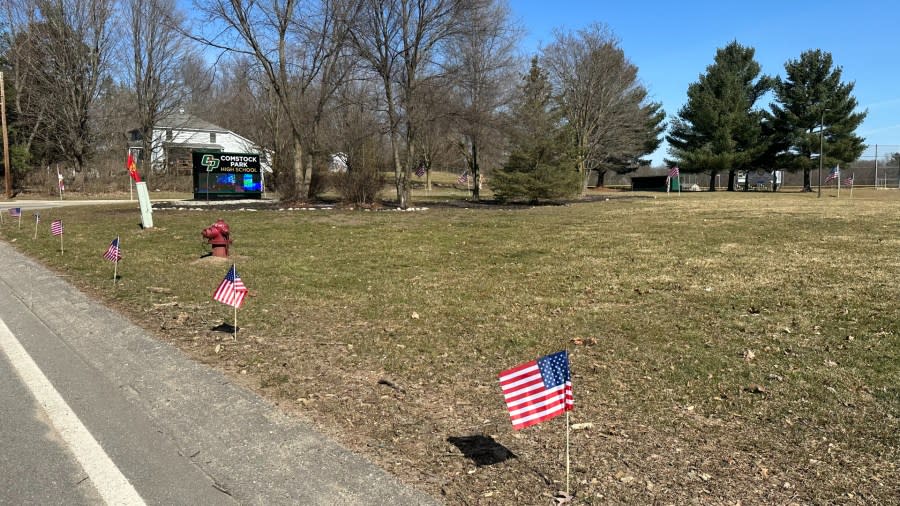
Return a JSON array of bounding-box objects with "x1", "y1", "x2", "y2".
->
[{"x1": 127, "y1": 110, "x2": 273, "y2": 176}]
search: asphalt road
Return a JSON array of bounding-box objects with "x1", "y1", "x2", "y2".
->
[{"x1": 0, "y1": 240, "x2": 437, "y2": 505}]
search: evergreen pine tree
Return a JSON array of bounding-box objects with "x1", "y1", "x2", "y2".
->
[
  {"x1": 492, "y1": 57, "x2": 580, "y2": 202},
  {"x1": 770, "y1": 50, "x2": 866, "y2": 191},
  {"x1": 667, "y1": 41, "x2": 770, "y2": 191}
]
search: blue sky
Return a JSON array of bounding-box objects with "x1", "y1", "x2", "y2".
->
[{"x1": 512, "y1": 0, "x2": 900, "y2": 165}]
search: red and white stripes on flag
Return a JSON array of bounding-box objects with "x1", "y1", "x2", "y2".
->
[
  {"x1": 213, "y1": 264, "x2": 248, "y2": 308},
  {"x1": 103, "y1": 237, "x2": 122, "y2": 262},
  {"x1": 498, "y1": 350, "x2": 574, "y2": 430},
  {"x1": 50, "y1": 219, "x2": 63, "y2": 236},
  {"x1": 668, "y1": 166, "x2": 680, "y2": 178}
]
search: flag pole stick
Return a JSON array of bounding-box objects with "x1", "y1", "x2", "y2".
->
[
  {"x1": 113, "y1": 236, "x2": 119, "y2": 284},
  {"x1": 233, "y1": 262, "x2": 238, "y2": 340},
  {"x1": 18, "y1": 213, "x2": 21, "y2": 229},
  {"x1": 60, "y1": 233, "x2": 64, "y2": 255},
  {"x1": 33, "y1": 216, "x2": 38, "y2": 239},
  {"x1": 565, "y1": 409, "x2": 571, "y2": 497}
]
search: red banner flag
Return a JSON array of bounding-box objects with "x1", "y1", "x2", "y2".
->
[{"x1": 126, "y1": 152, "x2": 142, "y2": 183}]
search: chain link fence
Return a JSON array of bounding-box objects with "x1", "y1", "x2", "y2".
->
[{"x1": 846, "y1": 144, "x2": 900, "y2": 188}]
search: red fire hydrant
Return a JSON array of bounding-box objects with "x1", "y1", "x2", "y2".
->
[{"x1": 202, "y1": 219, "x2": 232, "y2": 257}]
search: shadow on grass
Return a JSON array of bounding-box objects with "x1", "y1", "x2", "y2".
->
[
  {"x1": 447, "y1": 434, "x2": 516, "y2": 466},
  {"x1": 211, "y1": 322, "x2": 237, "y2": 334}
]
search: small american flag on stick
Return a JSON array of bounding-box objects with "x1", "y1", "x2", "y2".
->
[
  {"x1": 498, "y1": 350, "x2": 574, "y2": 430},
  {"x1": 9, "y1": 208, "x2": 21, "y2": 217},
  {"x1": 213, "y1": 264, "x2": 248, "y2": 308},
  {"x1": 842, "y1": 174, "x2": 854, "y2": 186},
  {"x1": 415, "y1": 162, "x2": 426, "y2": 177},
  {"x1": 457, "y1": 171, "x2": 469, "y2": 184},
  {"x1": 668, "y1": 166, "x2": 680, "y2": 178},
  {"x1": 50, "y1": 219, "x2": 63, "y2": 236},
  {"x1": 103, "y1": 237, "x2": 122, "y2": 262}
]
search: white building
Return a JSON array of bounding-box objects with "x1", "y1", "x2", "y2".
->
[{"x1": 128, "y1": 110, "x2": 273, "y2": 175}]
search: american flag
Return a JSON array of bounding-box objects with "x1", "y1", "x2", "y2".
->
[
  {"x1": 9, "y1": 208, "x2": 21, "y2": 217},
  {"x1": 457, "y1": 171, "x2": 469, "y2": 184},
  {"x1": 50, "y1": 219, "x2": 63, "y2": 236},
  {"x1": 842, "y1": 174, "x2": 854, "y2": 186},
  {"x1": 824, "y1": 165, "x2": 840, "y2": 183},
  {"x1": 415, "y1": 162, "x2": 426, "y2": 177},
  {"x1": 103, "y1": 237, "x2": 122, "y2": 262},
  {"x1": 213, "y1": 265, "x2": 248, "y2": 308},
  {"x1": 498, "y1": 350, "x2": 574, "y2": 430},
  {"x1": 668, "y1": 166, "x2": 680, "y2": 178}
]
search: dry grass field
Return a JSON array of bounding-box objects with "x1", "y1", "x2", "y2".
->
[{"x1": 1, "y1": 188, "x2": 897, "y2": 504}]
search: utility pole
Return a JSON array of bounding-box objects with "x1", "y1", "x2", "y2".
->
[
  {"x1": 0, "y1": 72, "x2": 10, "y2": 198},
  {"x1": 818, "y1": 109, "x2": 826, "y2": 198}
]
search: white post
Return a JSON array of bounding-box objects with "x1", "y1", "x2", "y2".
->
[
  {"x1": 837, "y1": 165, "x2": 841, "y2": 198},
  {"x1": 135, "y1": 181, "x2": 154, "y2": 228}
]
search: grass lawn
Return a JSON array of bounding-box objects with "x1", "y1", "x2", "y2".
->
[{"x1": 2, "y1": 188, "x2": 898, "y2": 504}]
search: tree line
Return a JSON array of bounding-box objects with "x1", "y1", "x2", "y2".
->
[
  {"x1": 668, "y1": 41, "x2": 866, "y2": 191},
  {"x1": 0, "y1": 1, "x2": 866, "y2": 204}
]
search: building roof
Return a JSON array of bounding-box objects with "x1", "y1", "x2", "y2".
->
[
  {"x1": 155, "y1": 111, "x2": 229, "y2": 132},
  {"x1": 163, "y1": 142, "x2": 224, "y2": 151}
]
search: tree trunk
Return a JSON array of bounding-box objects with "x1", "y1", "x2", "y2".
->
[
  {"x1": 727, "y1": 170, "x2": 736, "y2": 191},
  {"x1": 471, "y1": 142, "x2": 479, "y2": 201},
  {"x1": 802, "y1": 167, "x2": 812, "y2": 192},
  {"x1": 293, "y1": 135, "x2": 307, "y2": 200},
  {"x1": 578, "y1": 133, "x2": 588, "y2": 194},
  {"x1": 708, "y1": 171, "x2": 718, "y2": 191}
]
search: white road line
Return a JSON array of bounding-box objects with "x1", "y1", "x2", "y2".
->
[{"x1": 0, "y1": 317, "x2": 146, "y2": 506}]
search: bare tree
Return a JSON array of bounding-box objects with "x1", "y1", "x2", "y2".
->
[
  {"x1": 2, "y1": 0, "x2": 44, "y2": 157},
  {"x1": 543, "y1": 23, "x2": 664, "y2": 189},
  {"x1": 125, "y1": 0, "x2": 193, "y2": 172},
  {"x1": 199, "y1": 0, "x2": 359, "y2": 201},
  {"x1": 350, "y1": 0, "x2": 464, "y2": 208},
  {"x1": 4, "y1": 0, "x2": 116, "y2": 171},
  {"x1": 408, "y1": 78, "x2": 457, "y2": 190},
  {"x1": 178, "y1": 52, "x2": 216, "y2": 118},
  {"x1": 444, "y1": 0, "x2": 519, "y2": 200}
]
